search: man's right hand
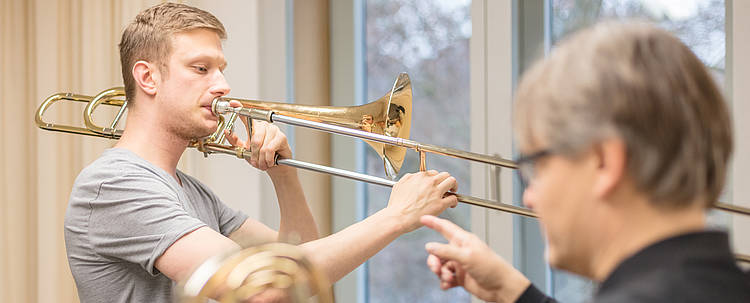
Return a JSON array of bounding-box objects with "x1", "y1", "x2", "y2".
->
[
  {"x1": 225, "y1": 100, "x2": 293, "y2": 172},
  {"x1": 386, "y1": 170, "x2": 458, "y2": 233}
]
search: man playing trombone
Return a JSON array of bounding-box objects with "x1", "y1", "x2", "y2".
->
[
  {"x1": 422, "y1": 22, "x2": 750, "y2": 302},
  {"x1": 63, "y1": 3, "x2": 458, "y2": 302}
]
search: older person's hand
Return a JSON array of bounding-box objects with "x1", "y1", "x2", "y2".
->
[{"x1": 421, "y1": 215, "x2": 530, "y2": 302}]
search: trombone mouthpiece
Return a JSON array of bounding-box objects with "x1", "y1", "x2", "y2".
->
[
  {"x1": 211, "y1": 99, "x2": 233, "y2": 116},
  {"x1": 210, "y1": 99, "x2": 274, "y2": 122}
]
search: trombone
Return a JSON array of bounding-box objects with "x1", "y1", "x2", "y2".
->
[
  {"x1": 35, "y1": 73, "x2": 750, "y2": 260},
  {"x1": 36, "y1": 73, "x2": 531, "y2": 217}
]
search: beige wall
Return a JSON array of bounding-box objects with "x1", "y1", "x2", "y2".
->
[
  {"x1": 2, "y1": 1, "x2": 160, "y2": 301},
  {"x1": 0, "y1": 0, "x2": 320, "y2": 301},
  {"x1": 292, "y1": 0, "x2": 332, "y2": 236}
]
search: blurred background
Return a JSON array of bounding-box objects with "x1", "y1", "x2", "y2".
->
[{"x1": 1, "y1": 0, "x2": 748, "y2": 302}]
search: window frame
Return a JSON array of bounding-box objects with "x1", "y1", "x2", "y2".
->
[{"x1": 327, "y1": 1, "x2": 749, "y2": 302}]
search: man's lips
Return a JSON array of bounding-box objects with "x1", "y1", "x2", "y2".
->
[{"x1": 201, "y1": 105, "x2": 218, "y2": 118}]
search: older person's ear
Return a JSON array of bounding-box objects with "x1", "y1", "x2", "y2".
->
[
  {"x1": 592, "y1": 138, "x2": 627, "y2": 199},
  {"x1": 132, "y1": 60, "x2": 160, "y2": 96}
]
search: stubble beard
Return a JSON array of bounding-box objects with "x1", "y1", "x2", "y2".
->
[{"x1": 166, "y1": 115, "x2": 218, "y2": 142}]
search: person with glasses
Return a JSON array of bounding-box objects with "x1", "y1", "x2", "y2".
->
[{"x1": 421, "y1": 22, "x2": 750, "y2": 302}]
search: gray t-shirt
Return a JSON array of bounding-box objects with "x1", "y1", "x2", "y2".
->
[{"x1": 65, "y1": 148, "x2": 248, "y2": 303}]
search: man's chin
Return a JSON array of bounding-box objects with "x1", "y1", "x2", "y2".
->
[
  {"x1": 196, "y1": 128, "x2": 217, "y2": 140},
  {"x1": 200, "y1": 121, "x2": 219, "y2": 137},
  {"x1": 180, "y1": 127, "x2": 218, "y2": 142}
]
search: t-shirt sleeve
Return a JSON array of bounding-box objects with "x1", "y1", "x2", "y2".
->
[
  {"x1": 87, "y1": 173, "x2": 206, "y2": 276},
  {"x1": 211, "y1": 191, "x2": 249, "y2": 237},
  {"x1": 178, "y1": 172, "x2": 249, "y2": 237}
]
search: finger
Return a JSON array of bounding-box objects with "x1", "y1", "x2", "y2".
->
[
  {"x1": 426, "y1": 169, "x2": 439, "y2": 176},
  {"x1": 262, "y1": 127, "x2": 280, "y2": 168},
  {"x1": 440, "y1": 264, "x2": 456, "y2": 283},
  {"x1": 436, "y1": 172, "x2": 458, "y2": 192},
  {"x1": 272, "y1": 134, "x2": 291, "y2": 159},
  {"x1": 258, "y1": 137, "x2": 272, "y2": 170},
  {"x1": 227, "y1": 129, "x2": 249, "y2": 148},
  {"x1": 437, "y1": 176, "x2": 458, "y2": 194},
  {"x1": 450, "y1": 260, "x2": 466, "y2": 286},
  {"x1": 434, "y1": 171, "x2": 451, "y2": 181},
  {"x1": 420, "y1": 215, "x2": 464, "y2": 241},
  {"x1": 440, "y1": 281, "x2": 457, "y2": 290},
  {"x1": 239, "y1": 116, "x2": 251, "y2": 137},
  {"x1": 267, "y1": 135, "x2": 288, "y2": 163},
  {"x1": 424, "y1": 242, "x2": 467, "y2": 264},
  {"x1": 440, "y1": 194, "x2": 459, "y2": 209},
  {"x1": 250, "y1": 120, "x2": 267, "y2": 167},
  {"x1": 257, "y1": 131, "x2": 269, "y2": 171},
  {"x1": 426, "y1": 254, "x2": 442, "y2": 275},
  {"x1": 225, "y1": 130, "x2": 240, "y2": 146}
]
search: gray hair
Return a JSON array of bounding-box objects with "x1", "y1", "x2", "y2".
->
[{"x1": 514, "y1": 22, "x2": 733, "y2": 208}]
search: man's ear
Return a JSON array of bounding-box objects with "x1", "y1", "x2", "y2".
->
[
  {"x1": 132, "y1": 60, "x2": 160, "y2": 96},
  {"x1": 593, "y1": 138, "x2": 627, "y2": 199}
]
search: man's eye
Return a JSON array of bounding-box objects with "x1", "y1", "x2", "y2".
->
[{"x1": 195, "y1": 66, "x2": 208, "y2": 73}]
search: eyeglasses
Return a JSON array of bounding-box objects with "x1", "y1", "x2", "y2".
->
[{"x1": 516, "y1": 149, "x2": 554, "y2": 187}]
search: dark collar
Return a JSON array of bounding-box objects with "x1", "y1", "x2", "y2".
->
[{"x1": 598, "y1": 230, "x2": 734, "y2": 294}]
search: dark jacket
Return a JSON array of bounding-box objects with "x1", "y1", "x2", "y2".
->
[{"x1": 518, "y1": 231, "x2": 750, "y2": 303}]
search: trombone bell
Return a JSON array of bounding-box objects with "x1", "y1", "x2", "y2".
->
[{"x1": 216, "y1": 73, "x2": 412, "y2": 178}]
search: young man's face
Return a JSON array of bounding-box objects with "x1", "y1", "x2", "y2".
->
[
  {"x1": 156, "y1": 28, "x2": 229, "y2": 140},
  {"x1": 521, "y1": 141, "x2": 599, "y2": 275}
]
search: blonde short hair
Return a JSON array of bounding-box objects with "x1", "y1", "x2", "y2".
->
[
  {"x1": 119, "y1": 2, "x2": 226, "y2": 102},
  {"x1": 514, "y1": 22, "x2": 732, "y2": 208}
]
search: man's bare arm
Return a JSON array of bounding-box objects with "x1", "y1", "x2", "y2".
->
[
  {"x1": 155, "y1": 226, "x2": 239, "y2": 282},
  {"x1": 267, "y1": 165, "x2": 318, "y2": 243},
  {"x1": 158, "y1": 171, "x2": 456, "y2": 287},
  {"x1": 301, "y1": 171, "x2": 458, "y2": 283},
  {"x1": 228, "y1": 218, "x2": 278, "y2": 247},
  {"x1": 226, "y1": 113, "x2": 319, "y2": 245},
  {"x1": 300, "y1": 208, "x2": 403, "y2": 283}
]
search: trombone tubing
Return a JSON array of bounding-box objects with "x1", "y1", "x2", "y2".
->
[
  {"x1": 200, "y1": 142, "x2": 750, "y2": 264},
  {"x1": 220, "y1": 104, "x2": 750, "y2": 217},
  {"x1": 213, "y1": 102, "x2": 518, "y2": 169},
  {"x1": 199, "y1": 143, "x2": 535, "y2": 218}
]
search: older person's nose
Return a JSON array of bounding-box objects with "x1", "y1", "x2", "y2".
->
[{"x1": 522, "y1": 186, "x2": 537, "y2": 210}]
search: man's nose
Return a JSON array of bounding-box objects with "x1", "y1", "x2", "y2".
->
[{"x1": 210, "y1": 71, "x2": 231, "y2": 97}]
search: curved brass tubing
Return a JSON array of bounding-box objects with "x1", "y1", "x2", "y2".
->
[{"x1": 177, "y1": 243, "x2": 332, "y2": 303}]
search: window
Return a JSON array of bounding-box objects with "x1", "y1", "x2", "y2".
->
[{"x1": 362, "y1": 0, "x2": 472, "y2": 302}]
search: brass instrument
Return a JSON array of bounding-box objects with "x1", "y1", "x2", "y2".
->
[
  {"x1": 178, "y1": 243, "x2": 332, "y2": 303},
  {"x1": 36, "y1": 73, "x2": 531, "y2": 216},
  {"x1": 35, "y1": 73, "x2": 750, "y2": 260}
]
